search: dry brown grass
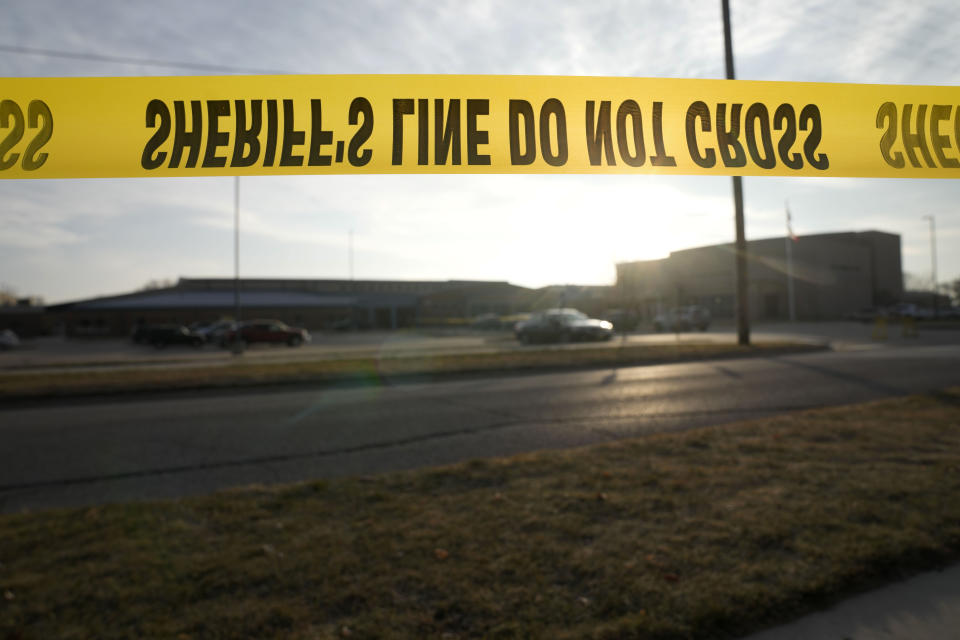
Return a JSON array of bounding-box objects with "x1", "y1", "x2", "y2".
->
[
  {"x1": 3, "y1": 388, "x2": 958, "y2": 639},
  {"x1": 0, "y1": 341, "x2": 818, "y2": 399}
]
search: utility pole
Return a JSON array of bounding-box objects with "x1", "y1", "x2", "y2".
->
[
  {"x1": 923, "y1": 215, "x2": 938, "y2": 317},
  {"x1": 722, "y1": 0, "x2": 750, "y2": 345}
]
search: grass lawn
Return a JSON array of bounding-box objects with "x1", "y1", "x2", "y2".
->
[
  {"x1": 0, "y1": 341, "x2": 819, "y2": 399},
  {"x1": 2, "y1": 388, "x2": 959, "y2": 639}
]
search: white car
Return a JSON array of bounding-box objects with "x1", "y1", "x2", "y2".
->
[
  {"x1": 889, "y1": 303, "x2": 933, "y2": 320},
  {"x1": 0, "y1": 329, "x2": 21, "y2": 350},
  {"x1": 193, "y1": 320, "x2": 236, "y2": 344},
  {"x1": 653, "y1": 306, "x2": 711, "y2": 332},
  {"x1": 514, "y1": 309, "x2": 614, "y2": 344}
]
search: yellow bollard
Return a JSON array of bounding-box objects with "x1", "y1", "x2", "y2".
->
[
  {"x1": 872, "y1": 316, "x2": 887, "y2": 341},
  {"x1": 902, "y1": 316, "x2": 918, "y2": 338}
]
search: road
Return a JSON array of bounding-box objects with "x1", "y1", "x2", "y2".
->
[{"x1": 2, "y1": 342, "x2": 959, "y2": 513}]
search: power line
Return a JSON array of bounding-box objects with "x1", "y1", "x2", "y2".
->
[{"x1": 0, "y1": 43, "x2": 296, "y2": 75}]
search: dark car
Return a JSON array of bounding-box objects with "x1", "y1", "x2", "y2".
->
[
  {"x1": 222, "y1": 319, "x2": 311, "y2": 347},
  {"x1": 514, "y1": 308, "x2": 613, "y2": 344},
  {"x1": 470, "y1": 313, "x2": 504, "y2": 330},
  {"x1": 134, "y1": 324, "x2": 204, "y2": 349},
  {"x1": 843, "y1": 307, "x2": 888, "y2": 323}
]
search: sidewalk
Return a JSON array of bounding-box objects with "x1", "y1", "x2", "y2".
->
[{"x1": 741, "y1": 564, "x2": 960, "y2": 640}]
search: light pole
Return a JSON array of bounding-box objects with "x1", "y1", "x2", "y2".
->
[
  {"x1": 922, "y1": 215, "x2": 938, "y2": 317},
  {"x1": 722, "y1": 0, "x2": 750, "y2": 345},
  {"x1": 234, "y1": 176, "x2": 240, "y2": 323},
  {"x1": 232, "y1": 176, "x2": 244, "y2": 355}
]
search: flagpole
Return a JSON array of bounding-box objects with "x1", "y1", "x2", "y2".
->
[{"x1": 786, "y1": 202, "x2": 796, "y2": 322}]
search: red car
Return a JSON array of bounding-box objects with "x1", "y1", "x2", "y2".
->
[{"x1": 222, "y1": 320, "x2": 311, "y2": 347}]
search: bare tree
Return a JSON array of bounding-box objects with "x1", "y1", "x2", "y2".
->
[
  {"x1": 140, "y1": 278, "x2": 175, "y2": 291},
  {"x1": 903, "y1": 272, "x2": 929, "y2": 291}
]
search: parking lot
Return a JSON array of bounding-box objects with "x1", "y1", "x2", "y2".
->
[{"x1": 3, "y1": 320, "x2": 959, "y2": 375}]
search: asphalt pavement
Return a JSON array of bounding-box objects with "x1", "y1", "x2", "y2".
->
[{"x1": 2, "y1": 341, "x2": 958, "y2": 513}]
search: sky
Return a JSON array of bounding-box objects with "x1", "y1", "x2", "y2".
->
[{"x1": 1, "y1": 0, "x2": 958, "y2": 304}]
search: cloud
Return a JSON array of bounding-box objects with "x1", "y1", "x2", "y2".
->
[
  {"x1": 2, "y1": 0, "x2": 960, "y2": 301},
  {"x1": 0, "y1": 178, "x2": 233, "y2": 249},
  {"x1": 732, "y1": 0, "x2": 960, "y2": 83},
  {"x1": 0, "y1": 212, "x2": 85, "y2": 248}
]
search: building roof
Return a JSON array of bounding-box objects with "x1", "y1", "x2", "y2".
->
[
  {"x1": 50, "y1": 289, "x2": 358, "y2": 311},
  {"x1": 176, "y1": 277, "x2": 517, "y2": 295},
  {"x1": 617, "y1": 230, "x2": 900, "y2": 265},
  {"x1": 49, "y1": 276, "x2": 535, "y2": 311}
]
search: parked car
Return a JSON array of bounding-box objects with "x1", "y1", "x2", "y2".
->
[
  {"x1": 843, "y1": 307, "x2": 888, "y2": 323},
  {"x1": 131, "y1": 324, "x2": 151, "y2": 344},
  {"x1": 0, "y1": 329, "x2": 20, "y2": 351},
  {"x1": 514, "y1": 308, "x2": 613, "y2": 344},
  {"x1": 192, "y1": 320, "x2": 235, "y2": 344},
  {"x1": 470, "y1": 313, "x2": 503, "y2": 330},
  {"x1": 604, "y1": 309, "x2": 639, "y2": 332},
  {"x1": 653, "y1": 306, "x2": 711, "y2": 332},
  {"x1": 222, "y1": 319, "x2": 311, "y2": 347},
  {"x1": 135, "y1": 324, "x2": 204, "y2": 349},
  {"x1": 888, "y1": 303, "x2": 933, "y2": 320},
  {"x1": 325, "y1": 317, "x2": 356, "y2": 332}
]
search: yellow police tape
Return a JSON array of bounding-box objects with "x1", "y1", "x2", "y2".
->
[{"x1": 2, "y1": 74, "x2": 959, "y2": 179}]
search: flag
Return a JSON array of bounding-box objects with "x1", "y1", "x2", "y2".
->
[{"x1": 786, "y1": 205, "x2": 798, "y2": 242}]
